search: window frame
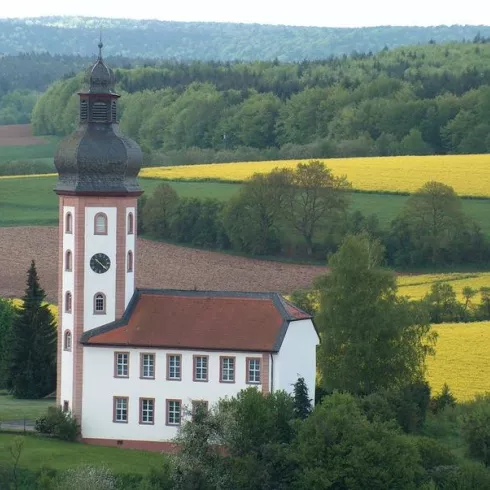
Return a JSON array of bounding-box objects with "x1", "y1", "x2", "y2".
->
[
  {"x1": 140, "y1": 353, "x2": 155, "y2": 380},
  {"x1": 114, "y1": 351, "x2": 130, "y2": 378},
  {"x1": 65, "y1": 212, "x2": 73, "y2": 234},
  {"x1": 65, "y1": 249, "x2": 73, "y2": 272},
  {"x1": 246, "y1": 357, "x2": 261, "y2": 384},
  {"x1": 63, "y1": 330, "x2": 72, "y2": 352},
  {"x1": 193, "y1": 355, "x2": 209, "y2": 382},
  {"x1": 127, "y1": 250, "x2": 133, "y2": 273},
  {"x1": 65, "y1": 291, "x2": 72, "y2": 313},
  {"x1": 166, "y1": 399, "x2": 182, "y2": 426},
  {"x1": 166, "y1": 354, "x2": 182, "y2": 381},
  {"x1": 127, "y1": 212, "x2": 134, "y2": 235},
  {"x1": 94, "y1": 212, "x2": 108, "y2": 235},
  {"x1": 219, "y1": 356, "x2": 236, "y2": 383},
  {"x1": 113, "y1": 396, "x2": 129, "y2": 423},
  {"x1": 139, "y1": 397, "x2": 155, "y2": 425},
  {"x1": 93, "y1": 292, "x2": 106, "y2": 315}
]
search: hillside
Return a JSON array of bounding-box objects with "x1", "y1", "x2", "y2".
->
[{"x1": 1, "y1": 17, "x2": 490, "y2": 61}]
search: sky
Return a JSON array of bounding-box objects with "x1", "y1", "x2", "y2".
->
[{"x1": 1, "y1": 0, "x2": 489, "y2": 28}]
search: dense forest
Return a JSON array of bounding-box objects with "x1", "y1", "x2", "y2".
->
[
  {"x1": 33, "y1": 41, "x2": 490, "y2": 159},
  {"x1": 1, "y1": 17, "x2": 490, "y2": 60}
]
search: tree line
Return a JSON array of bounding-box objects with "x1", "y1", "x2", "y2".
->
[
  {"x1": 31, "y1": 41, "x2": 490, "y2": 159},
  {"x1": 2, "y1": 17, "x2": 490, "y2": 60},
  {"x1": 139, "y1": 161, "x2": 490, "y2": 268}
]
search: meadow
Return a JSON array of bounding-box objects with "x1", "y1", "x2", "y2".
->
[
  {"x1": 398, "y1": 272, "x2": 490, "y2": 302},
  {"x1": 140, "y1": 154, "x2": 490, "y2": 198},
  {"x1": 2, "y1": 176, "x2": 490, "y2": 234},
  {"x1": 427, "y1": 321, "x2": 490, "y2": 401}
]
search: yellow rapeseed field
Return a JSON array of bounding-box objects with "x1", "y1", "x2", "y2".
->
[
  {"x1": 140, "y1": 154, "x2": 490, "y2": 197},
  {"x1": 10, "y1": 298, "x2": 58, "y2": 317},
  {"x1": 428, "y1": 321, "x2": 490, "y2": 401},
  {"x1": 398, "y1": 272, "x2": 490, "y2": 303}
]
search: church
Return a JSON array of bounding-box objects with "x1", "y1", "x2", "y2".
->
[{"x1": 54, "y1": 43, "x2": 319, "y2": 451}]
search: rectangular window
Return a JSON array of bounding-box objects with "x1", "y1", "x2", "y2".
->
[
  {"x1": 113, "y1": 397, "x2": 128, "y2": 423},
  {"x1": 167, "y1": 354, "x2": 182, "y2": 381},
  {"x1": 140, "y1": 353, "x2": 155, "y2": 379},
  {"x1": 167, "y1": 399, "x2": 181, "y2": 425},
  {"x1": 220, "y1": 356, "x2": 235, "y2": 383},
  {"x1": 139, "y1": 398, "x2": 155, "y2": 424},
  {"x1": 193, "y1": 355, "x2": 208, "y2": 382},
  {"x1": 247, "y1": 358, "x2": 261, "y2": 384},
  {"x1": 192, "y1": 400, "x2": 209, "y2": 420},
  {"x1": 114, "y1": 352, "x2": 129, "y2": 378}
]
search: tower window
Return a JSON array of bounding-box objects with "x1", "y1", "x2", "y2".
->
[
  {"x1": 127, "y1": 251, "x2": 133, "y2": 272},
  {"x1": 65, "y1": 291, "x2": 72, "y2": 313},
  {"x1": 127, "y1": 212, "x2": 134, "y2": 235},
  {"x1": 65, "y1": 250, "x2": 73, "y2": 272},
  {"x1": 65, "y1": 212, "x2": 73, "y2": 234},
  {"x1": 94, "y1": 293, "x2": 106, "y2": 314},
  {"x1": 94, "y1": 213, "x2": 108, "y2": 235},
  {"x1": 64, "y1": 330, "x2": 72, "y2": 351},
  {"x1": 92, "y1": 101, "x2": 108, "y2": 122},
  {"x1": 111, "y1": 100, "x2": 117, "y2": 122},
  {"x1": 80, "y1": 100, "x2": 88, "y2": 121}
]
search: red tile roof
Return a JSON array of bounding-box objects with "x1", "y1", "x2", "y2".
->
[{"x1": 82, "y1": 290, "x2": 311, "y2": 352}]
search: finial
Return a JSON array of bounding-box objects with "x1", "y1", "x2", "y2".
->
[{"x1": 98, "y1": 28, "x2": 103, "y2": 59}]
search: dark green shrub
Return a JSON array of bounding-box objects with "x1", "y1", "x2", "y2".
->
[
  {"x1": 360, "y1": 392, "x2": 397, "y2": 424},
  {"x1": 430, "y1": 384, "x2": 457, "y2": 414},
  {"x1": 431, "y1": 462, "x2": 490, "y2": 489},
  {"x1": 35, "y1": 406, "x2": 80, "y2": 442},
  {"x1": 462, "y1": 394, "x2": 490, "y2": 466},
  {"x1": 415, "y1": 436, "x2": 456, "y2": 471}
]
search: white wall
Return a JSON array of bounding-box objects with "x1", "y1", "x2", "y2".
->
[
  {"x1": 125, "y1": 207, "x2": 136, "y2": 308},
  {"x1": 83, "y1": 207, "x2": 117, "y2": 331},
  {"x1": 273, "y1": 319, "x2": 318, "y2": 400},
  {"x1": 60, "y1": 206, "x2": 75, "y2": 409},
  {"x1": 82, "y1": 347, "x2": 264, "y2": 441}
]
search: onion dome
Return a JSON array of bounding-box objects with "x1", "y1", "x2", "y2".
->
[{"x1": 54, "y1": 41, "x2": 142, "y2": 195}]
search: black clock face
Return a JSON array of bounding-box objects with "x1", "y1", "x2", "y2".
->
[{"x1": 90, "y1": 253, "x2": 111, "y2": 274}]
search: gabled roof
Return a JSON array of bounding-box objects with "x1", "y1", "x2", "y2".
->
[{"x1": 81, "y1": 289, "x2": 312, "y2": 353}]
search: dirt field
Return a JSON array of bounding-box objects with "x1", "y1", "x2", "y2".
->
[
  {"x1": 0, "y1": 227, "x2": 328, "y2": 304},
  {"x1": 0, "y1": 124, "x2": 47, "y2": 146}
]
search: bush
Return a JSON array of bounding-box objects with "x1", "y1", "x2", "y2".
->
[
  {"x1": 35, "y1": 406, "x2": 80, "y2": 441},
  {"x1": 415, "y1": 436, "x2": 456, "y2": 471},
  {"x1": 462, "y1": 394, "x2": 490, "y2": 466},
  {"x1": 430, "y1": 461, "x2": 490, "y2": 489},
  {"x1": 430, "y1": 384, "x2": 457, "y2": 414},
  {"x1": 56, "y1": 465, "x2": 117, "y2": 490}
]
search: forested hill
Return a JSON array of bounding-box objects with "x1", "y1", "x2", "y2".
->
[
  {"x1": 33, "y1": 42, "x2": 490, "y2": 160},
  {"x1": 1, "y1": 17, "x2": 490, "y2": 61}
]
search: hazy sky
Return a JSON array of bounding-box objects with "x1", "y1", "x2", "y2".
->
[{"x1": 1, "y1": 0, "x2": 489, "y2": 28}]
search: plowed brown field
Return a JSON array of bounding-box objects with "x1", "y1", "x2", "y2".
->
[
  {"x1": 0, "y1": 227, "x2": 327, "y2": 304},
  {"x1": 0, "y1": 124, "x2": 47, "y2": 146}
]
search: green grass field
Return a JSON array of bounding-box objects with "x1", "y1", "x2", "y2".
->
[
  {"x1": 0, "y1": 433, "x2": 165, "y2": 473},
  {"x1": 0, "y1": 392, "x2": 53, "y2": 422},
  {"x1": 1, "y1": 176, "x2": 490, "y2": 235},
  {"x1": 0, "y1": 137, "x2": 60, "y2": 164}
]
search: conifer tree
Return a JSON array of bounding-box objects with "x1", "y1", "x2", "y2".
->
[
  {"x1": 293, "y1": 377, "x2": 312, "y2": 419},
  {"x1": 8, "y1": 260, "x2": 56, "y2": 398},
  {"x1": 0, "y1": 298, "x2": 16, "y2": 389}
]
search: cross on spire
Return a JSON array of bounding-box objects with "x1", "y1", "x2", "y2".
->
[{"x1": 98, "y1": 28, "x2": 103, "y2": 60}]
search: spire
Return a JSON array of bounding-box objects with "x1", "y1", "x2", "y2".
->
[
  {"x1": 88, "y1": 34, "x2": 114, "y2": 94},
  {"x1": 98, "y1": 28, "x2": 103, "y2": 60}
]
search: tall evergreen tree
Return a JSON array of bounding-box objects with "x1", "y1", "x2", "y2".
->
[
  {"x1": 293, "y1": 377, "x2": 312, "y2": 419},
  {"x1": 8, "y1": 260, "x2": 56, "y2": 399},
  {"x1": 0, "y1": 298, "x2": 16, "y2": 389}
]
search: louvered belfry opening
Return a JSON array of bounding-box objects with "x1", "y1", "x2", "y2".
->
[
  {"x1": 91, "y1": 100, "x2": 109, "y2": 122},
  {"x1": 80, "y1": 99, "x2": 88, "y2": 121}
]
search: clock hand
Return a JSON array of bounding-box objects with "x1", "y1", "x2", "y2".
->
[{"x1": 95, "y1": 258, "x2": 108, "y2": 270}]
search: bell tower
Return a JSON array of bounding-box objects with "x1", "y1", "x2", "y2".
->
[{"x1": 54, "y1": 41, "x2": 143, "y2": 421}]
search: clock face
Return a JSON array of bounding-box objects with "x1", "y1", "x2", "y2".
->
[{"x1": 90, "y1": 253, "x2": 111, "y2": 274}]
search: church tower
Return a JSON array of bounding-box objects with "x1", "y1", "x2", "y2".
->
[{"x1": 54, "y1": 42, "x2": 143, "y2": 420}]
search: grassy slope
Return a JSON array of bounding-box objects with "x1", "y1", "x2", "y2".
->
[
  {"x1": 0, "y1": 433, "x2": 164, "y2": 473},
  {"x1": 1, "y1": 176, "x2": 490, "y2": 235},
  {"x1": 0, "y1": 138, "x2": 59, "y2": 163},
  {"x1": 0, "y1": 392, "x2": 53, "y2": 422}
]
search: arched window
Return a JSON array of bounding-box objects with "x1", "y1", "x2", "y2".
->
[
  {"x1": 64, "y1": 330, "x2": 72, "y2": 351},
  {"x1": 127, "y1": 212, "x2": 134, "y2": 235},
  {"x1": 65, "y1": 212, "x2": 73, "y2": 234},
  {"x1": 65, "y1": 250, "x2": 72, "y2": 271},
  {"x1": 94, "y1": 293, "x2": 106, "y2": 314},
  {"x1": 65, "y1": 291, "x2": 72, "y2": 313},
  {"x1": 94, "y1": 213, "x2": 108, "y2": 235},
  {"x1": 127, "y1": 251, "x2": 133, "y2": 272}
]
